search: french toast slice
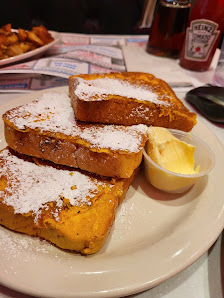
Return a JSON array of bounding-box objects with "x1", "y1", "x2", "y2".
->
[
  {"x1": 69, "y1": 72, "x2": 197, "y2": 132},
  {"x1": 0, "y1": 148, "x2": 137, "y2": 254},
  {"x1": 2, "y1": 91, "x2": 147, "y2": 178}
]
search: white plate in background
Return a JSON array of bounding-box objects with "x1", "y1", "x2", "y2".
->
[{"x1": 0, "y1": 31, "x2": 61, "y2": 67}]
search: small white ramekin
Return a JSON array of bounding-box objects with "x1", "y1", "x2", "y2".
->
[{"x1": 143, "y1": 129, "x2": 215, "y2": 193}]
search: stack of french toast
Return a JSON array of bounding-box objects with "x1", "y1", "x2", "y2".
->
[{"x1": 0, "y1": 72, "x2": 196, "y2": 254}]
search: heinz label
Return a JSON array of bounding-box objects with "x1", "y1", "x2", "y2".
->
[{"x1": 184, "y1": 19, "x2": 220, "y2": 61}]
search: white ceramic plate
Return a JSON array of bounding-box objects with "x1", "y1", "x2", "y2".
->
[
  {"x1": 0, "y1": 30, "x2": 61, "y2": 67},
  {"x1": 0, "y1": 87, "x2": 224, "y2": 298}
]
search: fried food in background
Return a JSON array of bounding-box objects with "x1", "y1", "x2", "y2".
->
[{"x1": 0, "y1": 24, "x2": 54, "y2": 60}]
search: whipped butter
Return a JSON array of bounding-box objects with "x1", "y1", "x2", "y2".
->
[
  {"x1": 144, "y1": 127, "x2": 201, "y2": 193},
  {"x1": 146, "y1": 127, "x2": 199, "y2": 175}
]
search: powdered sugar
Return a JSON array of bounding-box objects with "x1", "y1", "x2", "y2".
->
[
  {"x1": 129, "y1": 105, "x2": 153, "y2": 120},
  {"x1": 0, "y1": 149, "x2": 110, "y2": 221},
  {"x1": 5, "y1": 92, "x2": 147, "y2": 153},
  {"x1": 74, "y1": 77, "x2": 170, "y2": 106}
]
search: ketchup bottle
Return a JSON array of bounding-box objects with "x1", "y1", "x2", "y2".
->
[{"x1": 179, "y1": 0, "x2": 224, "y2": 71}]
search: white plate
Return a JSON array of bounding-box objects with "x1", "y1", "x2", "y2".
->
[
  {"x1": 0, "y1": 87, "x2": 224, "y2": 298},
  {"x1": 0, "y1": 30, "x2": 61, "y2": 67}
]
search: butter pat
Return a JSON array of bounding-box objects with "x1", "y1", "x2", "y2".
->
[
  {"x1": 142, "y1": 127, "x2": 211, "y2": 193},
  {"x1": 146, "y1": 127, "x2": 199, "y2": 175}
]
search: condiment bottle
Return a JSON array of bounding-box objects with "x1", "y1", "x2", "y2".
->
[
  {"x1": 179, "y1": 0, "x2": 224, "y2": 71},
  {"x1": 146, "y1": 0, "x2": 191, "y2": 58}
]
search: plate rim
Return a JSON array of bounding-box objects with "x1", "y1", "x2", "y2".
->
[{"x1": 0, "y1": 87, "x2": 224, "y2": 298}]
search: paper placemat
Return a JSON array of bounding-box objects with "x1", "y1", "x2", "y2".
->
[
  {"x1": 123, "y1": 45, "x2": 220, "y2": 88},
  {"x1": 122, "y1": 45, "x2": 193, "y2": 86}
]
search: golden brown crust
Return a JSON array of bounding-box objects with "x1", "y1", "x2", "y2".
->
[
  {"x1": 69, "y1": 72, "x2": 197, "y2": 132},
  {"x1": 4, "y1": 120, "x2": 144, "y2": 178},
  {"x1": 0, "y1": 183, "x2": 125, "y2": 254},
  {"x1": 0, "y1": 149, "x2": 138, "y2": 254}
]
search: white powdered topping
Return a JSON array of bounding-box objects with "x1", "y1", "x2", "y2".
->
[
  {"x1": 75, "y1": 77, "x2": 169, "y2": 106},
  {"x1": 75, "y1": 124, "x2": 146, "y2": 152},
  {"x1": 6, "y1": 92, "x2": 147, "y2": 153},
  {"x1": 0, "y1": 149, "x2": 109, "y2": 221}
]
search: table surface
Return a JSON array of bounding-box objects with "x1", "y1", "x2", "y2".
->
[{"x1": 0, "y1": 47, "x2": 224, "y2": 298}]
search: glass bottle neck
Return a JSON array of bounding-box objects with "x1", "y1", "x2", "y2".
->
[{"x1": 160, "y1": 0, "x2": 191, "y2": 8}]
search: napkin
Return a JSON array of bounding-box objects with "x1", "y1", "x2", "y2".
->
[
  {"x1": 123, "y1": 46, "x2": 220, "y2": 88},
  {"x1": 122, "y1": 45, "x2": 194, "y2": 87}
]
